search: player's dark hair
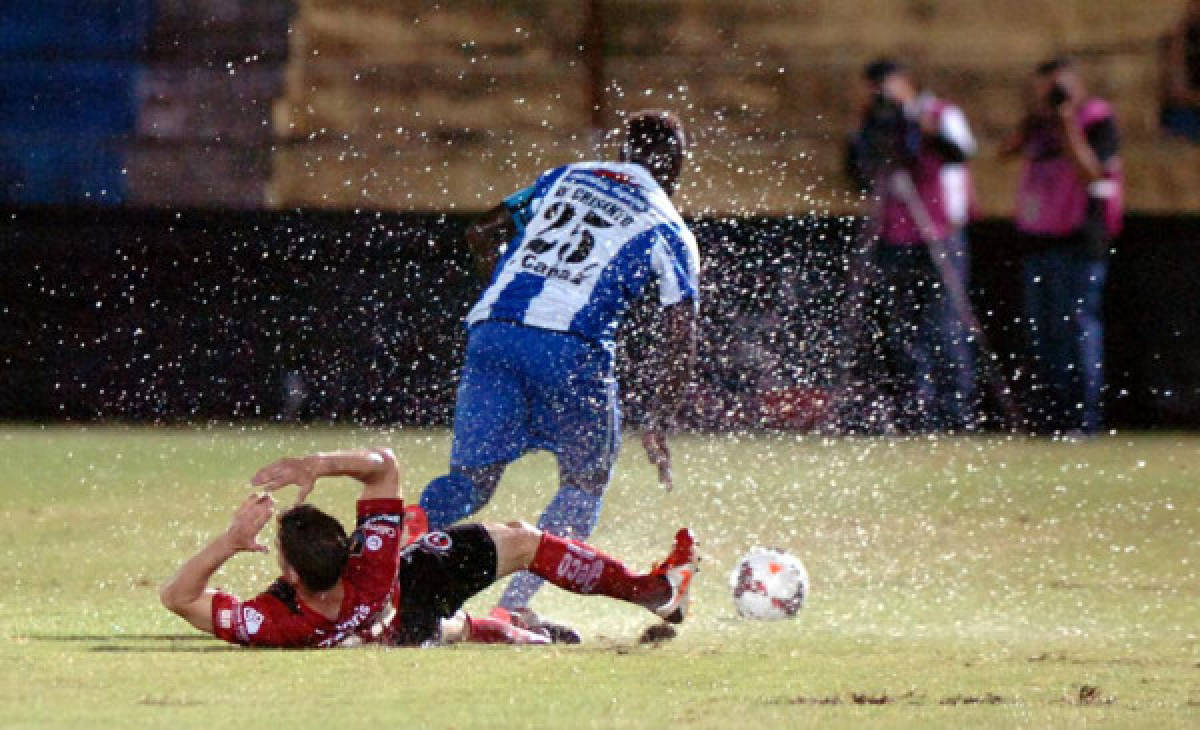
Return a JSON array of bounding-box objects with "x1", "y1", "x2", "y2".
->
[
  {"x1": 277, "y1": 504, "x2": 349, "y2": 593},
  {"x1": 626, "y1": 109, "x2": 687, "y2": 156},
  {"x1": 624, "y1": 109, "x2": 687, "y2": 194}
]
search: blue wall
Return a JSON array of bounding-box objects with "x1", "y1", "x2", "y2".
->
[{"x1": 0, "y1": 1, "x2": 153, "y2": 203}]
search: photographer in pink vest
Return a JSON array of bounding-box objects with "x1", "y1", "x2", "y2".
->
[
  {"x1": 847, "y1": 59, "x2": 978, "y2": 432},
  {"x1": 1001, "y1": 57, "x2": 1123, "y2": 436}
]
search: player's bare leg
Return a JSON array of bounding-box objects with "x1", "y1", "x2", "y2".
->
[{"x1": 484, "y1": 521, "x2": 699, "y2": 627}]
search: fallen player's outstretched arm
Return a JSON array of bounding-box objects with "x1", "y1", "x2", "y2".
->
[
  {"x1": 159, "y1": 493, "x2": 276, "y2": 633},
  {"x1": 250, "y1": 448, "x2": 402, "y2": 503},
  {"x1": 161, "y1": 449, "x2": 400, "y2": 634}
]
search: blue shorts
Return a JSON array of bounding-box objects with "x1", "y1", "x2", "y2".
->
[{"x1": 449, "y1": 320, "x2": 621, "y2": 477}]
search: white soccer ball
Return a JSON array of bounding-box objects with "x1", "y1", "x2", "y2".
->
[{"x1": 730, "y1": 547, "x2": 809, "y2": 620}]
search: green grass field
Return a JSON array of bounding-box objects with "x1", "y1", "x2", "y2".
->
[{"x1": 2, "y1": 426, "x2": 1198, "y2": 728}]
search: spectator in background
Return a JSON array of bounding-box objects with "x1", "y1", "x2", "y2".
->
[
  {"x1": 846, "y1": 59, "x2": 978, "y2": 432},
  {"x1": 1161, "y1": 0, "x2": 1200, "y2": 142},
  {"x1": 1001, "y1": 57, "x2": 1123, "y2": 436}
]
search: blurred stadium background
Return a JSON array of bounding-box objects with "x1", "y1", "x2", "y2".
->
[{"x1": 2, "y1": 0, "x2": 1199, "y2": 428}]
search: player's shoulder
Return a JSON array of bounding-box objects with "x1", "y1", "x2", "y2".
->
[
  {"x1": 546, "y1": 160, "x2": 623, "y2": 179},
  {"x1": 644, "y1": 212, "x2": 699, "y2": 280},
  {"x1": 215, "y1": 587, "x2": 305, "y2": 645},
  {"x1": 613, "y1": 164, "x2": 687, "y2": 221},
  {"x1": 663, "y1": 224, "x2": 700, "y2": 275},
  {"x1": 641, "y1": 184, "x2": 692, "y2": 242},
  {"x1": 564, "y1": 159, "x2": 628, "y2": 174},
  {"x1": 560, "y1": 159, "x2": 653, "y2": 188},
  {"x1": 344, "y1": 504, "x2": 404, "y2": 592},
  {"x1": 524, "y1": 164, "x2": 576, "y2": 196}
]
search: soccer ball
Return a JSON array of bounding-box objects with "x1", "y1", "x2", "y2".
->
[{"x1": 730, "y1": 547, "x2": 809, "y2": 620}]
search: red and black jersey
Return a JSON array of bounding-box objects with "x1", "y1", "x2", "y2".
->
[{"x1": 210, "y1": 498, "x2": 404, "y2": 648}]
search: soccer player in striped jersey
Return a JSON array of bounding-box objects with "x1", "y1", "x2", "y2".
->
[{"x1": 417, "y1": 110, "x2": 700, "y2": 640}]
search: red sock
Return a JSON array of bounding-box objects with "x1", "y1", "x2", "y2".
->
[
  {"x1": 528, "y1": 533, "x2": 668, "y2": 608},
  {"x1": 465, "y1": 614, "x2": 549, "y2": 645}
]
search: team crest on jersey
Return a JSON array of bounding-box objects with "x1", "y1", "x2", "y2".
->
[{"x1": 420, "y1": 531, "x2": 453, "y2": 553}]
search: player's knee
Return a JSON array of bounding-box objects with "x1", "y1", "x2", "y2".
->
[
  {"x1": 501, "y1": 518, "x2": 540, "y2": 542},
  {"x1": 488, "y1": 521, "x2": 542, "y2": 573},
  {"x1": 419, "y1": 473, "x2": 475, "y2": 528},
  {"x1": 502, "y1": 520, "x2": 541, "y2": 549},
  {"x1": 419, "y1": 464, "x2": 503, "y2": 529},
  {"x1": 459, "y1": 464, "x2": 503, "y2": 506}
]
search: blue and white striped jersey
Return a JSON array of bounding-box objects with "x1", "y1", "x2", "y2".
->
[{"x1": 466, "y1": 161, "x2": 700, "y2": 345}]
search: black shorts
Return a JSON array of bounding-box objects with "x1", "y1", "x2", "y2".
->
[{"x1": 392, "y1": 524, "x2": 498, "y2": 646}]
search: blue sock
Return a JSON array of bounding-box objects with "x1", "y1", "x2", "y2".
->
[
  {"x1": 420, "y1": 472, "x2": 489, "y2": 529},
  {"x1": 497, "y1": 485, "x2": 604, "y2": 610}
]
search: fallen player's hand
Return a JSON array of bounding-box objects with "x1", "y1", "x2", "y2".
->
[
  {"x1": 641, "y1": 429, "x2": 674, "y2": 491},
  {"x1": 251, "y1": 456, "x2": 318, "y2": 504},
  {"x1": 226, "y1": 492, "x2": 275, "y2": 553}
]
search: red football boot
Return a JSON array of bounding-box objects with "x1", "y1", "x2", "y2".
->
[{"x1": 648, "y1": 528, "x2": 698, "y2": 624}]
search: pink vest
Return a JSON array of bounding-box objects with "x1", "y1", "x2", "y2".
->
[
  {"x1": 1016, "y1": 99, "x2": 1124, "y2": 238},
  {"x1": 880, "y1": 100, "x2": 953, "y2": 246}
]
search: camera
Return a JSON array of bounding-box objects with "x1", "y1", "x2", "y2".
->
[
  {"x1": 865, "y1": 92, "x2": 906, "y2": 130},
  {"x1": 860, "y1": 92, "x2": 915, "y2": 166}
]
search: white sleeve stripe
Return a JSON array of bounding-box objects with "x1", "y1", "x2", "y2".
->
[{"x1": 653, "y1": 240, "x2": 685, "y2": 305}]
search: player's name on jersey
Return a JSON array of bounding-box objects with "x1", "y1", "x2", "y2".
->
[
  {"x1": 561, "y1": 169, "x2": 649, "y2": 219},
  {"x1": 555, "y1": 184, "x2": 636, "y2": 227}
]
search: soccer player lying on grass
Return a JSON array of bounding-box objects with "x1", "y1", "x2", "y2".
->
[{"x1": 159, "y1": 448, "x2": 697, "y2": 647}]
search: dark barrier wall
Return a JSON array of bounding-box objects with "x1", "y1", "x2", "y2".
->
[
  {"x1": 1, "y1": 209, "x2": 476, "y2": 423},
  {"x1": 3, "y1": 207, "x2": 1199, "y2": 429}
]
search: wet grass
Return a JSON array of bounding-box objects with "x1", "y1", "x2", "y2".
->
[{"x1": 2, "y1": 426, "x2": 1199, "y2": 728}]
